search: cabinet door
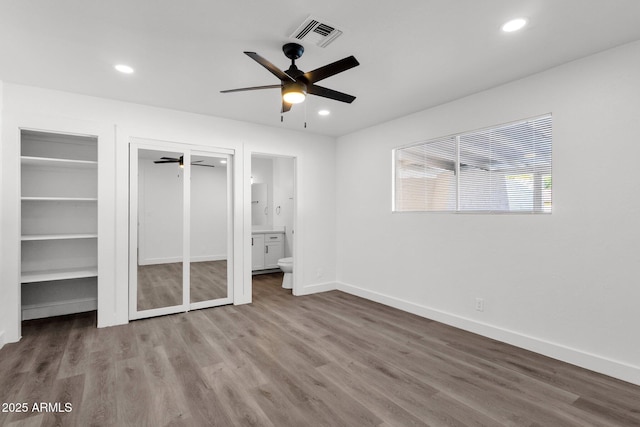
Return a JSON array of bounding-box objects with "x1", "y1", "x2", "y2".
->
[
  {"x1": 265, "y1": 242, "x2": 283, "y2": 268},
  {"x1": 251, "y1": 234, "x2": 265, "y2": 270}
]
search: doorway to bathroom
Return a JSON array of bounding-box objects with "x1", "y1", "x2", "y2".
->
[{"x1": 250, "y1": 154, "x2": 297, "y2": 297}]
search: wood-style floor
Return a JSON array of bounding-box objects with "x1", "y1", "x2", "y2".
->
[
  {"x1": 1, "y1": 273, "x2": 639, "y2": 426},
  {"x1": 137, "y1": 260, "x2": 228, "y2": 311}
]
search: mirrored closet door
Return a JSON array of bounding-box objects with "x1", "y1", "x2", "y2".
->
[
  {"x1": 129, "y1": 142, "x2": 233, "y2": 320},
  {"x1": 189, "y1": 151, "x2": 232, "y2": 308}
]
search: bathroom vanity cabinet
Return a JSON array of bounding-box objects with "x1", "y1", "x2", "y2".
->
[{"x1": 251, "y1": 231, "x2": 284, "y2": 271}]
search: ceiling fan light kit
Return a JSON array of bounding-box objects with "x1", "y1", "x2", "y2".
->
[
  {"x1": 282, "y1": 81, "x2": 307, "y2": 104},
  {"x1": 221, "y1": 42, "x2": 359, "y2": 117}
]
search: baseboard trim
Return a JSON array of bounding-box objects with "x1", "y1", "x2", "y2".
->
[
  {"x1": 22, "y1": 297, "x2": 98, "y2": 321},
  {"x1": 0, "y1": 330, "x2": 5, "y2": 349},
  {"x1": 297, "y1": 281, "x2": 337, "y2": 296},
  {"x1": 191, "y1": 255, "x2": 226, "y2": 263},
  {"x1": 337, "y1": 281, "x2": 640, "y2": 386},
  {"x1": 139, "y1": 255, "x2": 226, "y2": 266},
  {"x1": 252, "y1": 268, "x2": 281, "y2": 275}
]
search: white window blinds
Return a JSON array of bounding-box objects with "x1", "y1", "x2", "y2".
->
[
  {"x1": 394, "y1": 136, "x2": 456, "y2": 212},
  {"x1": 394, "y1": 114, "x2": 552, "y2": 213}
]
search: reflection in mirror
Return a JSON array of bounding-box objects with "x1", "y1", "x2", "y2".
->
[
  {"x1": 190, "y1": 154, "x2": 229, "y2": 302},
  {"x1": 137, "y1": 149, "x2": 184, "y2": 310}
]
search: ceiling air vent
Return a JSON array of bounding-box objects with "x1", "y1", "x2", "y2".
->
[{"x1": 289, "y1": 16, "x2": 343, "y2": 48}]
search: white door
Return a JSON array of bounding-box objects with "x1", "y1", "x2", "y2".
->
[{"x1": 129, "y1": 142, "x2": 234, "y2": 320}]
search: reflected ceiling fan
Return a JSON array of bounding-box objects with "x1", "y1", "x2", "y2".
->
[
  {"x1": 153, "y1": 156, "x2": 215, "y2": 168},
  {"x1": 221, "y1": 42, "x2": 359, "y2": 113}
]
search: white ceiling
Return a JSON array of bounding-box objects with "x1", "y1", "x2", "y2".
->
[{"x1": 1, "y1": 1, "x2": 639, "y2": 137}]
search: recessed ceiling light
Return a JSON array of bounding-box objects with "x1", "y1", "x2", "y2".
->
[
  {"x1": 502, "y1": 18, "x2": 527, "y2": 33},
  {"x1": 114, "y1": 64, "x2": 134, "y2": 74},
  {"x1": 220, "y1": 160, "x2": 227, "y2": 164},
  {"x1": 318, "y1": 109, "x2": 330, "y2": 116}
]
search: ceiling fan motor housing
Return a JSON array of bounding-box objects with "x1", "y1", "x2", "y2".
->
[{"x1": 283, "y1": 43, "x2": 305, "y2": 60}]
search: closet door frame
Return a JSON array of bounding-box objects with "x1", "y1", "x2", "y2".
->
[
  {"x1": 2, "y1": 113, "x2": 115, "y2": 342},
  {"x1": 129, "y1": 139, "x2": 234, "y2": 320}
]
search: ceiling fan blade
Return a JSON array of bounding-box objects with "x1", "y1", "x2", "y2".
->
[
  {"x1": 192, "y1": 163, "x2": 215, "y2": 167},
  {"x1": 282, "y1": 100, "x2": 292, "y2": 113},
  {"x1": 244, "y1": 52, "x2": 295, "y2": 82},
  {"x1": 191, "y1": 160, "x2": 204, "y2": 163},
  {"x1": 308, "y1": 85, "x2": 356, "y2": 103},
  {"x1": 221, "y1": 84, "x2": 282, "y2": 94},
  {"x1": 160, "y1": 157, "x2": 179, "y2": 160},
  {"x1": 303, "y1": 56, "x2": 359, "y2": 84},
  {"x1": 154, "y1": 160, "x2": 178, "y2": 164}
]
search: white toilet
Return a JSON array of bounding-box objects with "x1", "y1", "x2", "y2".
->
[{"x1": 277, "y1": 257, "x2": 293, "y2": 289}]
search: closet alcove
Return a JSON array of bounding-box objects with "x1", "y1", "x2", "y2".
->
[{"x1": 20, "y1": 130, "x2": 98, "y2": 320}]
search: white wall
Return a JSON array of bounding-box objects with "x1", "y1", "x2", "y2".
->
[
  {"x1": 273, "y1": 157, "x2": 295, "y2": 257},
  {"x1": 0, "y1": 83, "x2": 337, "y2": 344},
  {"x1": 251, "y1": 157, "x2": 273, "y2": 228},
  {"x1": 0, "y1": 80, "x2": 4, "y2": 348},
  {"x1": 336, "y1": 40, "x2": 640, "y2": 385}
]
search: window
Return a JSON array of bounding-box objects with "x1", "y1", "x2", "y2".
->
[{"x1": 394, "y1": 114, "x2": 552, "y2": 213}]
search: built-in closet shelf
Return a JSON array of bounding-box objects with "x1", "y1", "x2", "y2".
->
[
  {"x1": 21, "y1": 233, "x2": 98, "y2": 241},
  {"x1": 21, "y1": 156, "x2": 98, "y2": 169},
  {"x1": 21, "y1": 197, "x2": 98, "y2": 202},
  {"x1": 20, "y1": 129, "x2": 99, "y2": 320},
  {"x1": 21, "y1": 267, "x2": 98, "y2": 284}
]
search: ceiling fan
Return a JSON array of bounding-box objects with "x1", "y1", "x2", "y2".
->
[
  {"x1": 221, "y1": 42, "x2": 359, "y2": 113},
  {"x1": 153, "y1": 156, "x2": 215, "y2": 168}
]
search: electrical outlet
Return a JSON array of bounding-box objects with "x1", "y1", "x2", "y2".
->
[
  {"x1": 475, "y1": 298, "x2": 484, "y2": 312},
  {"x1": 316, "y1": 268, "x2": 323, "y2": 278}
]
